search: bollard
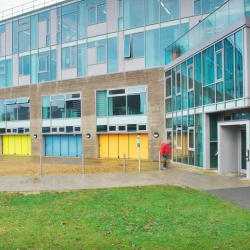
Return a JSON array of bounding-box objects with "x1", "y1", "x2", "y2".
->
[
  {"x1": 82, "y1": 154, "x2": 85, "y2": 174},
  {"x1": 40, "y1": 155, "x2": 42, "y2": 176},
  {"x1": 139, "y1": 147, "x2": 141, "y2": 172},
  {"x1": 159, "y1": 151, "x2": 161, "y2": 170},
  {"x1": 123, "y1": 153, "x2": 126, "y2": 173}
]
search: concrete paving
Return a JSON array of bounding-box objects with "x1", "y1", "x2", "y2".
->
[{"x1": 0, "y1": 161, "x2": 250, "y2": 211}]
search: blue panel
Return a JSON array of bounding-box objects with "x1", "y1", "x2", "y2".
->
[
  {"x1": 52, "y1": 135, "x2": 61, "y2": 156},
  {"x1": 77, "y1": 135, "x2": 82, "y2": 157},
  {"x1": 45, "y1": 136, "x2": 53, "y2": 156},
  {"x1": 69, "y1": 135, "x2": 77, "y2": 157},
  {"x1": 61, "y1": 135, "x2": 69, "y2": 157}
]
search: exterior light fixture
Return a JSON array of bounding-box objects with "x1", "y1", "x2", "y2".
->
[
  {"x1": 33, "y1": 134, "x2": 37, "y2": 139},
  {"x1": 86, "y1": 133, "x2": 91, "y2": 139},
  {"x1": 153, "y1": 132, "x2": 159, "y2": 138}
]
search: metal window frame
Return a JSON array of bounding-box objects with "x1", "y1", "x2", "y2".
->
[
  {"x1": 187, "y1": 64, "x2": 194, "y2": 91},
  {"x1": 124, "y1": 34, "x2": 131, "y2": 58},
  {"x1": 96, "y1": 45, "x2": 106, "y2": 63},
  {"x1": 188, "y1": 127, "x2": 195, "y2": 151},
  {"x1": 87, "y1": 3, "x2": 107, "y2": 26},
  {"x1": 175, "y1": 70, "x2": 182, "y2": 96},
  {"x1": 62, "y1": 46, "x2": 77, "y2": 69},
  {"x1": 38, "y1": 55, "x2": 48, "y2": 73}
]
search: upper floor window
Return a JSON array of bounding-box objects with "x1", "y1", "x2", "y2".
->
[
  {"x1": 19, "y1": 17, "x2": 30, "y2": 53},
  {"x1": 87, "y1": 0, "x2": 106, "y2": 25},
  {"x1": 19, "y1": 55, "x2": 30, "y2": 76},
  {"x1": 62, "y1": 46, "x2": 76, "y2": 69},
  {"x1": 160, "y1": 0, "x2": 180, "y2": 22},
  {"x1": 62, "y1": 3, "x2": 77, "y2": 43},
  {"x1": 124, "y1": 32, "x2": 144, "y2": 58},
  {"x1": 195, "y1": 0, "x2": 224, "y2": 15},
  {"x1": 42, "y1": 93, "x2": 81, "y2": 119},
  {"x1": 96, "y1": 86, "x2": 147, "y2": 117},
  {"x1": 0, "y1": 98, "x2": 30, "y2": 121},
  {"x1": 88, "y1": 38, "x2": 107, "y2": 64}
]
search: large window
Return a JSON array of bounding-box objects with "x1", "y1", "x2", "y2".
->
[
  {"x1": 96, "y1": 86, "x2": 147, "y2": 117},
  {"x1": 160, "y1": 0, "x2": 180, "y2": 22},
  {"x1": 4, "y1": 98, "x2": 30, "y2": 121},
  {"x1": 19, "y1": 17, "x2": 30, "y2": 53},
  {"x1": 62, "y1": 46, "x2": 76, "y2": 69},
  {"x1": 42, "y1": 93, "x2": 81, "y2": 119},
  {"x1": 124, "y1": 0, "x2": 144, "y2": 29},
  {"x1": 87, "y1": 0, "x2": 106, "y2": 25},
  {"x1": 62, "y1": 3, "x2": 77, "y2": 43},
  {"x1": 124, "y1": 32, "x2": 144, "y2": 58}
]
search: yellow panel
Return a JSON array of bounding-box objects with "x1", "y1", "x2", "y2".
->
[
  {"x1": 15, "y1": 135, "x2": 22, "y2": 155},
  {"x1": 118, "y1": 134, "x2": 128, "y2": 158},
  {"x1": 140, "y1": 134, "x2": 148, "y2": 160},
  {"x1": 27, "y1": 136, "x2": 31, "y2": 155},
  {"x1": 108, "y1": 134, "x2": 118, "y2": 158},
  {"x1": 99, "y1": 135, "x2": 109, "y2": 158},
  {"x1": 8, "y1": 135, "x2": 15, "y2": 155},
  {"x1": 21, "y1": 135, "x2": 28, "y2": 155},
  {"x1": 3, "y1": 135, "x2": 9, "y2": 155},
  {"x1": 128, "y1": 134, "x2": 138, "y2": 159}
]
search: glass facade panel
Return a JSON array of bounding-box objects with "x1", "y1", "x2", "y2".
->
[
  {"x1": 97, "y1": 46, "x2": 106, "y2": 62},
  {"x1": 124, "y1": 35, "x2": 131, "y2": 58},
  {"x1": 6, "y1": 105, "x2": 17, "y2": 121},
  {"x1": 235, "y1": 30, "x2": 243, "y2": 98},
  {"x1": 42, "y1": 96, "x2": 50, "y2": 119},
  {"x1": 51, "y1": 49, "x2": 57, "y2": 81},
  {"x1": 188, "y1": 66, "x2": 193, "y2": 89},
  {"x1": 13, "y1": 21, "x2": 18, "y2": 54},
  {"x1": 6, "y1": 59, "x2": 12, "y2": 87},
  {"x1": 19, "y1": 30, "x2": 30, "y2": 53},
  {"x1": 124, "y1": 0, "x2": 144, "y2": 29},
  {"x1": 0, "y1": 100, "x2": 4, "y2": 121},
  {"x1": 31, "y1": 53, "x2": 38, "y2": 84},
  {"x1": 216, "y1": 81, "x2": 224, "y2": 103},
  {"x1": 188, "y1": 91, "x2": 194, "y2": 108},
  {"x1": 195, "y1": 53, "x2": 202, "y2": 107},
  {"x1": 66, "y1": 100, "x2": 81, "y2": 118},
  {"x1": 195, "y1": 114, "x2": 203, "y2": 167},
  {"x1": 189, "y1": 129, "x2": 194, "y2": 149},
  {"x1": 88, "y1": 7, "x2": 96, "y2": 24},
  {"x1": 181, "y1": 61, "x2": 187, "y2": 110},
  {"x1": 51, "y1": 101, "x2": 65, "y2": 119},
  {"x1": 31, "y1": 15, "x2": 38, "y2": 50},
  {"x1": 203, "y1": 46, "x2": 214, "y2": 86},
  {"x1": 62, "y1": 47, "x2": 70, "y2": 69},
  {"x1": 96, "y1": 90, "x2": 107, "y2": 116},
  {"x1": 145, "y1": 0, "x2": 159, "y2": 25},
  {"x1": 166, "y1": 77, "x2": 171, "y2": 97},
  {"x1": 127, "y1": 94, "x2": 147, "y2": 115},
  {"x1": 18, "y1": 104, "x2": 30, "y2": 120},
  {"x1": 145, "y1": 29, "x2": 160, "y2": 68},
  {"x1": 165, "y1": 98, "x2": 172, "y2": 112},
  {"x1": 62, "y1": 3, "x2": 77, "y2": 15},
  {"x1": 108, "y1": 96, "x2": 126, "y2": 116},
  {"x1": 224, "y1": 35, "x2": 234, "y2": 101},
  {"x1": 78, "y1": 1, "x2": 86, "y2": 39},
  {"x1": 39, "y1": 11, "x2": 50, "y2": 21},
  {"x1": 97, "y1": 4, "x2": 106, "y2": 23},
  {"x1": 160, "y1": 0, "x2": 180, "y2": 22},
  {"x1": 203, "y1": 84, "x2": 215, "y2": 105},
  {"x1": 194, "y1": 0, "x2": 201, "y2": 15},
  {"x1": 62, "y1": 13, "x2": 77, "y2": 43},
  {"x1": 78, "y1": 43, "x2": 87, "y2": 77},
  {"x1": 132, "y1": 32, "x2": 144, "y2": 58},
  {"x1": 108, "y1": 37, "x2": 118, "y2": 73},
  {"x1": 216, "y1": 52, "x2": 223, "y2": 80}
]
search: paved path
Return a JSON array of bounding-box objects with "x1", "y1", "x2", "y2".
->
[{"x1": 0, "y1": 164, "x2": 250, "y2": 211}]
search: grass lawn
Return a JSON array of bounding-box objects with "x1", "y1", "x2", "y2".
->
[{"x1": 0, "y1": 186, "x2": 250, "y2": 250}]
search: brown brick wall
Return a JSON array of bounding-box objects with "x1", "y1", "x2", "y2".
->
[{"x1": 0, "y1": 67, "x2": 165, "y2": 160}]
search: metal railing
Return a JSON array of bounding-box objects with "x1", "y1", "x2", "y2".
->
[{"x1": 0, "y1": 0, "x2": 69, "y2": 22}]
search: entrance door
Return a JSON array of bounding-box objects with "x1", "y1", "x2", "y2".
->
[{"x1": 241, "y1": 131, "x2": 247, "y2": 171}]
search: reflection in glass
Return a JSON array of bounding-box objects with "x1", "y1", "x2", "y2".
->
[
  {"x1": 108, "y1": 96, "x2": 126, "y2": 116},
  {"x1": 127, "y1": 94, "x2": 147, "y2": 115},
  {"x1": 51, "y1": 101, "x2": 65, "y2": 119},
  {"x1": 62, "y1": 12, "x2": 77, "y2": 43}
]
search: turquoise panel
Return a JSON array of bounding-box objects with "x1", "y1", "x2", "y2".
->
[
  {"x1": 61, "y1": 135, "x2": 69, "y2": 157},
  {"x1": 45, "y1": 136, "x2": 53, "y2": 156},
  {"x1": 52, "y1": 135, "x2": 61, "y2": 156},
  {"x1": 69, "y1": 135, "x2": 77, "y2": 157},
  {"x1": 77, "y1": 135, "x2": 82, "y2": 157}
]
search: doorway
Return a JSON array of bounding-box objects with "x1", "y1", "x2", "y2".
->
[{"x1": 241, "y1": 130, "x2": 247, "y2": 172}]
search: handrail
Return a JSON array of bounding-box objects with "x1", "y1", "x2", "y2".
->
[{"x1": 0, "y1": 0, "x2": 68, "y2": 22}]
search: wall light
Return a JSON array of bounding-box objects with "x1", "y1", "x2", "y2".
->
[
  {"x1": 33, "y1": 134, "x2": 37, "y2": 139},
  {"x1": 153, "y1": 132, "x2": 159, "y2": 138},
  {"x1": 86, "y1": 133, "x2": 91, "y2": 139}
]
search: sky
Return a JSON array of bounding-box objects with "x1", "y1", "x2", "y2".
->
[{"x1": 0, "y1": 0, "x2": 65, "y2": 15}]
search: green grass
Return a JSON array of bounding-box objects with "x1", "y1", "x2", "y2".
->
[{"x1": 0, "y1": 186, "x2": 250, "y2": 250}]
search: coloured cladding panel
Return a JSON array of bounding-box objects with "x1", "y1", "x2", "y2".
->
[
  {"x1": 109, "y1": 134, "x2": 119, "y2": 158},
  {"x1": 2, "y1": 135, "x2": 31, "y2": 155},
  {"x1": 45, "y1": 135, "x2": 82, "y2": 157},
  {"x1": 118, "y1": 134, "x2": 129, "y2": 158},
  {"x1": 99, "y1": 134, "x2": 109, "y2": 158},
  {"x1": 99, "y1": 134, "x2": 148, "y2": 159}
]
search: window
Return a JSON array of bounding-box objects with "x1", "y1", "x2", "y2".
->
[
  {"x1": 19, "y1": 56, "x2": 30, "y2": 75},
  {"x1": 127, "y1": 94, "x2": 147, "y2": 115},
  {"x1": 118, "y1": 0, "x2": 123, "y2": 30},
  {"x1": 57, "y1": 7, "x2": 61, "y2": 44},
  {"x1": 109, "y1": 96, "x2": 126, "y2": 116},
  {"x1": 39, "y1": 56, "x2": 48, "y2": 72},
  {"x1": 124, "y1": 0, "x2": 144, "y2": 29},
  {"x1": 88, "y1": 3, "x2": 106, "y2": 25},
  {"x1": 160, "y1": 0, "x2": 180, "y2": 22},
  {"x1": 19, "y1": 17, "x2": 30, "y2": 52},
  {"x1": 124, "y1": 32, "x2": 144, "y2": 58},
  {"x1": 194, "y1": 0, "x2": 201, "y2": 15},
  {"x1": 62, "y1": 9, "x2": 77, "y2": 43},
  {"x1": 4, "y1": 98, "x2": 30, "y2": 121},
  {"x1": 188, "y1": 128, "x2": 194, "y2": 149},
  {"x1": 62, "y1": 46, "x2": 76, "y2": 69},
  {"x1": 42, "y1": 93, "x2": 81, "y2": 119},
  {"x1": 97, "y1": 46, "x2": 106, "y2": 63}
]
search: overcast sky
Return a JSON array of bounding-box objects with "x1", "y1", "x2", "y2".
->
[{"x1": 0, "y1": 0, "x2": 65, "y2": 14}]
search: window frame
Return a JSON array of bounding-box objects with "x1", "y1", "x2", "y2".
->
[
  {"x1": 62, "y1": 46, "x2": 77, "y2": 69},
  {"x1": 188, "y1": 127, "x2": 195, "y2": 151},
  {"x1": 96, "y1": 45, "x2": 106, "y2": 63},
  {"x1": 38, "y1": 55, "x2": 48, "y2": 73},
  {"x1": 19, "y1": 55, "x2": 30, "y2": 76},
  {"x1": 87, "y1": 3, "x2": 107, "y2": 25},
  {"x1": 176, "y1": 128, "x2": 182, "y2": 149},
  {"x1": 176, "y1": 69, "x2": 181, "y2": 96}
]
